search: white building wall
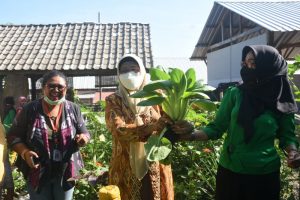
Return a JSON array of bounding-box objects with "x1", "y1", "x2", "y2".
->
[
  {"x1": 154, "y1": 57, "x2": 207, "y2": 83},
  {"x1": 207, "y1": 34, "x2": 267, "y2": 87},
  {"x1": 73, "y1": 76, "x2": 95, "y2": 89}
]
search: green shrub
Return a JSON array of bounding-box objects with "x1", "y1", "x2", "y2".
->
[{"x1": 73, "y1": 107, "x2": 111, "y2": 200}]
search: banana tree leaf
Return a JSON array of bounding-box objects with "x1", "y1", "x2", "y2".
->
[
  {"x1": 145, "y1": 135, "x2": 172, "y2": 162},
  {"x1": 192, "y1": 99, "x2": 218, "y2": 112},
  {"x1": 143, "y1": 80, "x2": 172, "y2": 92},
  {"x1": 150, "y1": 68, "x2": 170, "y2": 81},
  {"x1": 182, "y1": 91, "x2": 210, "y2": 100},
  {"x1": 185, "y1": 68, "x2": 196, "y2": 90},
  {"x1": 130, "y1": 90, "x2": 161, "y2": 98},
  {"x1": 137, "y1": 96, "x2": 165, "y2": 106}
]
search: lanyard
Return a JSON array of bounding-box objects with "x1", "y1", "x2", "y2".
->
[
  {"x1": 42, "y1": 100, "x2": 64, "y2": 162},
  {"x1": 42, "y1": 100, "x2": 63, "y2": 133}
]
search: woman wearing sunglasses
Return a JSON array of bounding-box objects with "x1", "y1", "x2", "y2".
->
[{"x1": 8, "y1": 70, "x2": 90, "y2": 200}]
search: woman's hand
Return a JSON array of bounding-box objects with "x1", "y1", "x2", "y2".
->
[
  {"x1": 170, "y1": 120, "x2": 194, "y2": 135},
  {"x1": 176, "y1": 130, "x2": 209, "y2": 142},
  {"x1": 138, "y1": 114, "x2": 173, "y2": 142},
  {"x1": 23, "y1": 150, "x2": 40, "y2": 169},
  {"x1": 163, "y1": 120, "x2": 194, "y2": 143},
  {"x1": 75, "y1": 133, "x2": 89, "y2": 147},
  {"x1": 157, "y1": 114, "x2": 173, "y2": 127}
]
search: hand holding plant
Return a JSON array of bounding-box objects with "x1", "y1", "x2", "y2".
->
[
  {"x1": 130, "y1": 67, "x2": 217, "y2": 162},
  {"x1": 170, "y1": 120, "x2": 194, "y2": 135},
  {"x1": 157, "y1": 113, "x2": 174, "y2": 128}
]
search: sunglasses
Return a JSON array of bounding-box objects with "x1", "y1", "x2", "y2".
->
[{"x1": 46, "y1": 83, "x2": 66, "y2": 91}]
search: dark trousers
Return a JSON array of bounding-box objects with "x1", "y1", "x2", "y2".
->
[
  {"x1": 141, "y1": 172, "x2": 154, "y2": 200},
  {"x1": 215, "y1": 165, "x2": 280, "y2": 200}
]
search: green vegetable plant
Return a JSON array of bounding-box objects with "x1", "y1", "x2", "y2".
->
[{"x1": 130, "y1": 67, "x2": 217, "y2": 162}]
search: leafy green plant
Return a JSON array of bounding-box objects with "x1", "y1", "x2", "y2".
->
[
  {"x1": 172, "y1": 109, "x2": 221, "y2": 199},
  {"x1": 130, "y1": 67, "x2": 217, "y2": 162},
  {"x1": 289, "y1": 55, "x2": 300, "y2": 102},
  {"x1": 132, "y1": 67, "x2": 216, "y2": 119},
  {"x1": 11, "y1": 168, "x2": 27, "y2": 198},
  {"x1": 73, "y1": 105, "x2": 112, "y2": 200},
  {"x1": 288, "y1": 55, "x2": 300, "y2": 77}
]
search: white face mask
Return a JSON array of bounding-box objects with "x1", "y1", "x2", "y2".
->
[
  {"x1": 119, "y1": 71, "x2": 144, "y2": 91},
  {"x1": 44, "y1": 96, "x2": 66, "y2": 105}
]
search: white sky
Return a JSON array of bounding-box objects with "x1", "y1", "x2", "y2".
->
[
  {"x1": 0, "y1": 0, "x2": 263, "y2": 58},
  {"x1": 1, "y1": 0, "x2": 296, "y2": 58},
  {"x1": 0, "y1": 0, "x2": 288, "y2": 83}
]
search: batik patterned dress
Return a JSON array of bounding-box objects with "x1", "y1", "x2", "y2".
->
[{"x1": 105, "y1": 93, "x2": 174, "y2": 200}]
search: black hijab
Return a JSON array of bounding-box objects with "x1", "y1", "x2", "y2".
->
[{"x1": 237, "y1": 45, "x2": 298, "y2": 143}]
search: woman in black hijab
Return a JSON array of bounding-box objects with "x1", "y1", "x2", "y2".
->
[
  {"x1": 175, "y1": 45, "x2": 300, "y2": 200},
  {"x1": 237, "y1": 45, "x2": 298, "y2": 143}
]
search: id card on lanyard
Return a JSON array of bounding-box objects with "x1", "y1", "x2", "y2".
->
[
  {"x1": 52, "y1": 131, "x2": 62, "y2": 162},
  {"x1": 43, "y1": 101, "x2": 63, "y2": 162}
]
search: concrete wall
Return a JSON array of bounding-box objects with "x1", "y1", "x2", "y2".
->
[{"x1": 207, "y1": 34, "x2": 267, "y2": 87}]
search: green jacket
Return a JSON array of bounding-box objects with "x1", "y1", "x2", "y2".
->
[
  {"x1": 203, "y1": 87, "x2": 298, "y2": 174},
  {"x1": 3, "y1": 109, "x2": 16, "y2": 133}
]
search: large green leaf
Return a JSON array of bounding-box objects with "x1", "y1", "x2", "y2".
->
[
  {"x1": 162, "y1": 101, "x2": 175, "y2": 120},
  {"x1": 130, "y1": 90, "x2": 160, "y2": 98},
  {"x1": 187, "y1": 80, "x2": 204, "y2": 92},
  {"x1": 145, "y1": 134, "x2": 172, "y2": 161},
  {"x1": 170, "y1": 68, "x2": 185, "y2": 85},
  {"x1": 191, "y1": 99, "x2": 218, "y2": 112},
  {"x1": 150, "y1": 68, "x2": 170, "y2": 81},
  {"x1": 137, "y1": 96, "x2": 165, "y2": 106},
  {"x1": 170, "y1": 68, "x2": 187, "y2": 94},
  {"x1": 143, "y1": 80, "x2": 172, "y2": 92},
  {"x1": 178, "y1": 98, "x2": 189, "y2": 120},
  {"x1": 182, "y1": 91, "x2": 210, "y2": 100},
  {"x1": 185, "y1": 68, "x2": 196, "y2": 90}
]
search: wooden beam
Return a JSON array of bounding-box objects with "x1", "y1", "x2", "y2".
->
[
  {"x1": 275, "y1": 31, "x2": 298, "y2": 49},
  {"x1": 30, "y1": 76, "x2": 39, "y2": 100},
  {"x1": 278, "y1": 42, "x2": 300, "y2": 49},
  {"x1": 283, "y1": 47, "x2": 295, "y2": 59},
  {"x1": 0, "y1": 76, "x2": 5, "y2": 111},
  {"x1": 207, "y1": 27, "x2": 264, "y2": 52},
  {"x1": 207, "y1": 8, "x2": 229, "y2": 46},
  {"x1": 267, "y1": 31, "x2": 274, "y2": 46}
]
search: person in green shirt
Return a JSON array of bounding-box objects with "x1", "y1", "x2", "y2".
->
[
  {"x1": 175, "y1": 45, "x2": 300, "y2": 200},
  {"x1": 2, "y1": 96, "x2": 16, "y2": 133}
]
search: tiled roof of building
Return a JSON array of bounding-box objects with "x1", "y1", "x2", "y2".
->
[{"x1": 0, "y1": 22, "x2": 153, "y2": 74}]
